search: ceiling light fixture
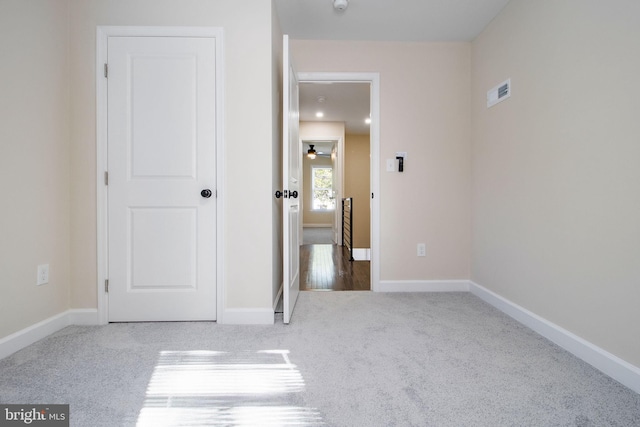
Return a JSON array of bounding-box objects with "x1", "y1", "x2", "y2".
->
[
  {"x1": 365, "y1": 117, "x2": 371, "y2": 124},
  {"x1": 333, "y1": 0, "x2": 348, "y2": 11},
  {"x1": 307, "y1": 144, "x2": 317, "y2": 159},
  {"x1": 316, "y1": 112, "x2": 324, "y2": 118}
]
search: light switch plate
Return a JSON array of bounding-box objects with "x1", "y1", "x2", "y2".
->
[{"x1": 386, "y1": 159, "x2": 395, "y2": 172}]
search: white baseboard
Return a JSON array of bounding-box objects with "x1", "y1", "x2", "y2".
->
[
  {"x1": 470, "y1": 281, "x2": 640, "y2": 394},
  {"x1": 0, "y1": 309, "x2": 99, "y2": 360},
  {"x1": 352, "y1": 248, "x2": 371, "y2": 261},
  {"x1": 376, "y1": 280, "x2": 470, "y2": 292},
  {"x1": 221, "y1": 308, "x2": 275, "y2": 325},
  {"x1": 67, "y1": 309, "x2": 99, "y2": 325}
]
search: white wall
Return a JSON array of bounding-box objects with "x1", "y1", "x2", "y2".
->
[
  {"x1": 0, "y1": 0, "x2": 71, "y2": 339},
  {"x1": 471, "y1": 0, "x2": 640, "y2": 367},
  {"x1": 67, "y1": 0, "x2": 279, "y2": 316},
  {"x1": 292, "y1": 41, "x2": 471, "y2": 282}
]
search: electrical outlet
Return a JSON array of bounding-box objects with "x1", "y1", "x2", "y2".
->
[
  {"x1": 37, "y1": 264, "x2": 49, "y2": 286},
  {"x1": 417, "y1": 243, "x2": 426, "y2": 257}
]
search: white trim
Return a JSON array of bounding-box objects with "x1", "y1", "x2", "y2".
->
[
  {"x1": 298, "y1": 72, "x2": 380, "y2": 293},
  {"x1": 470, "y1": 281, "x2": 640, "y2": 394},
  {"x1": 0, "y1": 310, "x2": 100, "y2": 360},
  {"x1": 96, "y1": 26, "x2": 225, "y2": 325},
  {"x1": 67, "y1": 309, "x2": 99, "y2": 326},
  {"x1": 303, "y1": 223, "x2": 333, "y2": 228},
  {"x1": 352, "y1": 248, "x2": 371, "y2": 261},
  {"x1": 377, "y1": 280, "x2": 470, "y2": 292},
  {"x1": 96, "y1": 27, "x2": 109, "y2": 325},
  {"x1": 222, "y1": 308, "x2": 275, "y2": 325},
  {"x1": 214, "y1": 31, "x2": 226, "y2": 326}
]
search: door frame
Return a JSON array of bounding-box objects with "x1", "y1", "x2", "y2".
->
[
  {"x1": 297, "y1": 72, "x2": 380, "y2": 291},
  {"x1": 95, "y1": 26, "x2": 226, "y2": 324}
]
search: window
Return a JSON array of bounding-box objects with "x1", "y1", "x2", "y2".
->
[{"x1": 311, "y1": 167, "x2": 335, "y2": 210}]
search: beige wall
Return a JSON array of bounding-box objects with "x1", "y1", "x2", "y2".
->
[
  {"x1": 0, "y1": 0, "x2": 71, "y2": 338},
  {"x1": 292, "y1": 41, "x2": 471, "y2": 282},
  {"x1": 471, "y1": 0, "x2": 640, "y2": 366},
  {"x1": 345, "y1": 134, "x2": 371, "y2": 248},
  {"x1": 300, "y1": 121, "x2": 345, "y2": 149},
  {"x1": 67, "y1": 0, "x2": 278, "y2": 314},
  {"x1": 302, "y1": 155, "x2": 334, "y2": 226}
]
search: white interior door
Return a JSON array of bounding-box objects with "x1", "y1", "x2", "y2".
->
[
  {"x1": 107, "y1": 36, "x2": 217, "y2": 321},
  {"x1": 283, "y1": 35, "x2": 300, "y2": 324}
]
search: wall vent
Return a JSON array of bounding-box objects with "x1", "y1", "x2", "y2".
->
[{"x1": 487, "y1": 78, "x2": 511, "y2": 108}]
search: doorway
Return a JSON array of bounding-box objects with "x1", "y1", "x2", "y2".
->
[{"x1": 297, "y1": 77, "x2": 379, "y2": 291}]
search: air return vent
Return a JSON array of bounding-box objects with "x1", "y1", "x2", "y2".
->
[{"x1": 487, "y1": 78, "x2": 511, "y2": 108}]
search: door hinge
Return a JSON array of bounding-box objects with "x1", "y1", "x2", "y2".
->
[
  {"x1": 105, "y1": 279, "x2": 109, "y2": 293},
  {"x1": 104, "y1": 63, "x2": 108, "y2": 78},
  {"x1": 104, "y1": 171, "x2": 108, "y2": 185}
]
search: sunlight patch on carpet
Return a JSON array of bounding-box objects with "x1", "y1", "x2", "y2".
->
[{"x1": 136, "y1": 350, "x2": 324, "y2": 426}]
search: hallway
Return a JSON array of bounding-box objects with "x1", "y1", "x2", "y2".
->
[{"x1": 300, "y1": 244, "x2": 370, "y2": 291}]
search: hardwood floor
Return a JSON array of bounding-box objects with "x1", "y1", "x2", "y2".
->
[{"x1": 300, "y1": 244, "x2": 370, "y2": 291}]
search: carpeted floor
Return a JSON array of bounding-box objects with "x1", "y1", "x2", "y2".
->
[{"x1": 1, "y1": 292, "x2": 639, "y2": 426}]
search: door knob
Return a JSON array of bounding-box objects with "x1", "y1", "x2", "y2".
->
[
  {"x1": 275, "y1": 190, "x2": 283, "y2": 199},
  {"x1": 201, "y1": 189, "x2": 212, "y2": 198},
  {"x1": 290, "y1": 191, "x2": 298, "y2": 199}
]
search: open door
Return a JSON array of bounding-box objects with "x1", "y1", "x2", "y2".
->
[{"x1": 282, "y1": 35, "x2": 300, "y2": 324}]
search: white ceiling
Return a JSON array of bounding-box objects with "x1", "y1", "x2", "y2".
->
[
  {"x1": 274, "y1": 0, "x2": 510, "y2": 42},
  {"x1": 277, "y1": 0, "x2": 510, "y2": 135},
  {"x1": 300, "y1": 82, "x2": 371, "y2": 135}
]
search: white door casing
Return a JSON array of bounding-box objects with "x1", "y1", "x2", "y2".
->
[
  {"x1": 283, "y1": 35, "x2": 301, "y2": 324},
  {"x1": 297, "y1": 72, "x2": 380, "y2": 292},
  {"x1": 97, "y1": 27, "x2": 224, "y2": 322}
]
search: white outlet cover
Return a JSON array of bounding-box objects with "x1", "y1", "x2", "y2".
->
[{"x1": 37, "y1": 264, "x2": 49, "y2": 285}]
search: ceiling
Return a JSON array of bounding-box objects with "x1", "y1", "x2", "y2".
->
[
  {"x1": 300, "y1": 82, "x2": 371, "y2": 136},
  {"x1": 276, "y1": 0, "x2": 510, "y2": 135},
  {"x1": 274, "y1": 0, "x2": 510, "y2": 42}
]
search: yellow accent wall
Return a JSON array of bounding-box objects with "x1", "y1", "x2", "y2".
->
[{"x1": 345, "y1": 134, "x2": 371, "y2": 248}]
